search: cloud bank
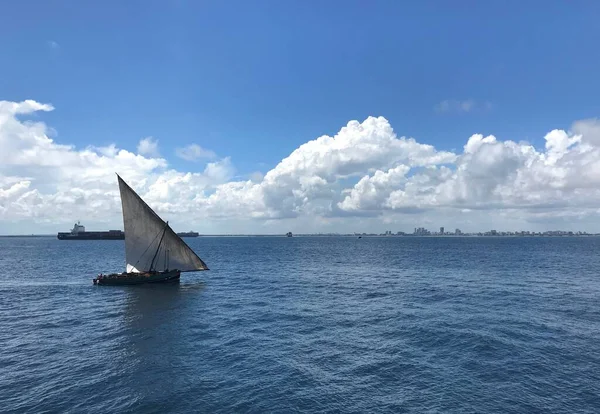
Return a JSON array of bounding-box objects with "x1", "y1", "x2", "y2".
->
[{"x1": 1, "y1": 99, "x2": 600, "y2": 233}]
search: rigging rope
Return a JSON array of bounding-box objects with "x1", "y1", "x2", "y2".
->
[{"x1": 132, "y1": 226, "x2": 165, "y2": 270}]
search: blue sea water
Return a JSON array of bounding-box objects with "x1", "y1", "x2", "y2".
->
[{"x1": 0, "y1": 236, "x2": 599, "y2": 413}]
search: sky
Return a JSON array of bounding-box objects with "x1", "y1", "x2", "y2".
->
[{"x1": 1, "y1": 1, "x2": 600, "y2": 234}]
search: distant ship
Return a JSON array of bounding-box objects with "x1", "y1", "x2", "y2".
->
[
  {"x1": 177, "y1": 231, "x2": 199, "y2": 238},
  {"x1": 57, "y1": 222, "x2": 124, "y2": 240},
  {"x1": 286, "y1": 232, "x2": 293, "y2": 237}
]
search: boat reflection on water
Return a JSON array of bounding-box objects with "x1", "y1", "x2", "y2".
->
[
  {"x1": 122, "y1": 281, "x2": 206, "y2": 330},
  {"x1": 119, "y1": 281, "x2": 207, "y2": 409}
]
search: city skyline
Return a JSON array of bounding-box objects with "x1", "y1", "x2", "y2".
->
[{"x1": 378, "y1": 227, "x2": 595, "y2": 237}]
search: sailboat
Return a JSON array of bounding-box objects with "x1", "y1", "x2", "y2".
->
[{"x1": 93, "y1": 174, "x2": 209, "y2": 285}]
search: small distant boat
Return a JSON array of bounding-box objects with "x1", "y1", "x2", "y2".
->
[
  {"x1": 286, "y1": 232, "x2": 292, "y2": 237},
  {"x1": 93, "y1": 175, "x2": 209, "y2": 286},
  {"x1": 177, "y1": 231, "x2": 199, "y2": 238}
]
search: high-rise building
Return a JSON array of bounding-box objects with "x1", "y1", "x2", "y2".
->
[
  {"x1": 440, "y1": 227, "x2": 444, "y2": 234},
  {"x1": 413, "y1": 227, "x2": 431, "y2": 236}
]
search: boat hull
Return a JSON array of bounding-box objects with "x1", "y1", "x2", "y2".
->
[
  {"x1": 93, "y1": 270, "x2": 180, "y2": 285},
  {"x1": 58, "y1": 231, "x2": 124, "y2": 240}
]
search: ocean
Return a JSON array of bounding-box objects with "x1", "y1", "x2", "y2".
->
[{"x1": 0, "y1": 236, "x2": 599, "y2": 413}]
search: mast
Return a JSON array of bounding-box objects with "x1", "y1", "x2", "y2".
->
[
  {"x1": 164, "y1": 247, "x2": 167, "y2": 271},
  {"x1": 149, "y1": 223, "x2": 168, "y2": 272}
]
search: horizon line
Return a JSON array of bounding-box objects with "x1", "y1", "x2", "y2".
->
[{"x1": 1, "y1": 232, "x2": 599, "y2": 238}]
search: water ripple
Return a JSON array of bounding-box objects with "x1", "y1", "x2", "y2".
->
[{"x1": 1, "y1": 236, "x2": 600, "y2": 413}]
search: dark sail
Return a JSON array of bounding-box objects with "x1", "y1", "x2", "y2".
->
[{"x1": 117, "y1": 175, "x2": 209, "y2": 273}]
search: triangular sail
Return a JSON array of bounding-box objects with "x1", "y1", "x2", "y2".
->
[{"x1": 117, "y1": 175, "x2": 209, "y2": 273}]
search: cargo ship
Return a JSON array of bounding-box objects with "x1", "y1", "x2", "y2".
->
[
  {"x1": 57, "y1": 222, "x2": 125, "y2": 240},
  {"x1": 176, "y1": 231, "x2": 199, "y2": 238}
]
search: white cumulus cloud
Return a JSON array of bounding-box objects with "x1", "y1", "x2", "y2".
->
[{"x1": 337, "y1": 125, "x2": 600, "y2": 226}]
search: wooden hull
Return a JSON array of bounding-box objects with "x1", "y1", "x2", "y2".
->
[{"x1": 93, "y1": 270, "x2": 180, "y2": 285}]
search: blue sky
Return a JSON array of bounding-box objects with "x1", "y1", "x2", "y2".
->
[
  {"x1": 2, "y1": 1, "x2": 599, "y2": 173},
  {"x1": 2, "y1": 1, "x2": 600, "y2": 234}
]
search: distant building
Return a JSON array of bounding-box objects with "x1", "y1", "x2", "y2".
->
[
  {"x1": 440, "y1": 227, "x2": 444, "y2": 235},
  {"x1": 413, "y1": 227, "x2": 431, "y2": 236},
  {"x1": 455, "y1": 228, "x2": 462, "y2": 235}
]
